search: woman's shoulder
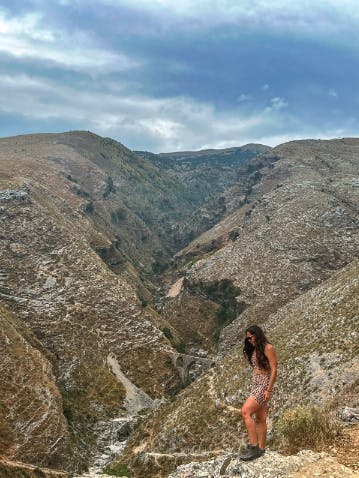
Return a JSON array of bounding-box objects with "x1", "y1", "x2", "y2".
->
[{"x1": 264, "y1": 342, "x2": 275, "y2": 352}]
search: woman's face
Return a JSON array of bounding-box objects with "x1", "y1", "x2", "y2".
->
[{"x1": 246, "y1": 332, "x2": 256, "y2": 345}]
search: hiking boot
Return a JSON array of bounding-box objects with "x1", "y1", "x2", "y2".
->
[
  {"x1": 239, "y1": 444, "x2": 261, "y2": 461},
  {"x1": 258, "y1": 447, "x2": 265, "y2": 456}
]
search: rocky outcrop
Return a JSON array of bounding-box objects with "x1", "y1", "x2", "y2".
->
[
  {"x1": 168, "y1": 449, "x2": 358, "y2": 478},
  {"x1": 0, "y1": 189, "x2": 29, "y2": 203}
]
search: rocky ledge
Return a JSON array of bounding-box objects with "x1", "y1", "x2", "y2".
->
[{"x1": 168, "y1": 449, "x2": 358, "y2": 478}]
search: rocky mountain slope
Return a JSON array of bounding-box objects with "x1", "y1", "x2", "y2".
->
[
  {"x1": 0, "y1": 131, "x2": 187, "y2": 472},
  {"x1": 0, "y1": 305, "x2": 70, "y2": 469},
  {"x1": 0, "y1": 132, "x2": 358, "y2": 477},
  {"x1": 137, "y1": 144, "x2": 271, "y2": 245},
  {"x1": 119, "y1": 258, "x2": 358, "y2": 477},
  {"x1": 137, "y1": 144, "x2": 270, "y2": 208},
  {"x1": 115, "y1": 138, "x2": 358, "y2": 476},
  {"x1": 0, "y1": 459, "x2": 69, "y2": 478},
  {"x1": 0, "y1": 131, "x2": 268, "y2": 474},
  {"x1": 163, "y1": 138, "x2": 359, "y2": 354}
]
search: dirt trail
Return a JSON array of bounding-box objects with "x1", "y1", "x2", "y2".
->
[{"x1": 330, "y1": 424, "x2": 359, "y2": 472}]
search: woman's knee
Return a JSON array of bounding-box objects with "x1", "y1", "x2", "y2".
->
[
  {"x1": 241, "y1": 406, "x2": 251, "y2": 418},
  {"x1": 255, "y1": 410, "x2": 267, "y2": 424}
]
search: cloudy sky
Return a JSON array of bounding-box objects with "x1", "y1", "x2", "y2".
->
[{"x1": 1, "y1": 0, "x2": 359, "y2": 152}]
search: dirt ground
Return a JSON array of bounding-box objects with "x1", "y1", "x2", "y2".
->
[
  {"x1": 287, "y1": 424, "x2": 359, "y2": 478},
  {"x1": 330, "y1": 423, "x2": 359, "y2": 472}
]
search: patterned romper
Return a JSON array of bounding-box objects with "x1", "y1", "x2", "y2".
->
[{"x1": 250, "y1": 350, "x2": 271, "y2": 406}]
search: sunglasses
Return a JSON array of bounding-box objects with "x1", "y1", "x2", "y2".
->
[{"x1": 246, "y1": 335, "x2": 255, "y2": 340}]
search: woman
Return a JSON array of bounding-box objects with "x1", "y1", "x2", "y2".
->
[{"x1": 240, "y1": 325, "x2": 277, "y2": 461}]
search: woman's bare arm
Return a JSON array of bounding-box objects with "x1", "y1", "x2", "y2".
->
[{"x1": 263, "y1": 343, "x2": 277, "y2": 401}]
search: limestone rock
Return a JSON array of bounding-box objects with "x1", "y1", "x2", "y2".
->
[
  {"x1": 338, "y1": 407, "x2": 359, "y2": 422},
  {"x1": 168, "y1": 450, "x2": 358, "y2": 478}
]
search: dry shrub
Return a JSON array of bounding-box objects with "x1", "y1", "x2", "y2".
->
[{"x1": 273, "y1": 405, "x2": 342, "y2": 454}]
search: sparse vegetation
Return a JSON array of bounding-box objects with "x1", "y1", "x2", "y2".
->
[
  {"x1": 103, "y1": 463, "x2": 132, "y2": 477},
  {"x1": 228, "y1": 229, "x2": 240, "y2": 241},
  {"x1": 192, "y1": 279, "x2": 246, "y2": 326},
  {"x1": 84, "y1": 201, "x2": 94, "y2": 213},
  {"x1": 162, "y1": 326, "x2": 186, "y2": 355},
  {"x1": 273, "y1": 405, "x2": 342, "y2": 454},
  {"x1": 111, "y1": 207, "x2": 127, "y2": 224},
  {"x1": 0, "y1": 406, "x2": 14, "y2": 455},
  {"x1": 162, "y1": 327, "x2": 174, "y2": 341},
  {"x1": 174, "y1": 340, "x2": 186, "y2": 354},
  {"x1": 103, "y1": 175, "x2": 116, "y2": 198},
  {"x1": 75, "y1": 187, "x2": 91, "y2": 198},
  {"x1": 152, "y1": 257, "x2": 169, "y2": 274}
]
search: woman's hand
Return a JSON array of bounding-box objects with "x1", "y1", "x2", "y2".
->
[{"x1": 264, "y1": 389, "x2": 271, "y2": 401}]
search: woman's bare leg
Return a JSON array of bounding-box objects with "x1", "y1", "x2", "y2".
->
[
  {"x1": 241, "y1": 397, "x2": 262, "y2": 445},
  {"x1": 254, "y1": 405, "x2": 267, "y2": 449}
]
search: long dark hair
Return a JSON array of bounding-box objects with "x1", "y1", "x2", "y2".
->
[{"x1": 243, "y1": 325, "x2": 270, "y2": 370}]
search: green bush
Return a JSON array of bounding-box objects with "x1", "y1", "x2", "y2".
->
[
  {"x1": 174, "y1": 340, "x2": 186, "y2": 354},
  {"x1": 111, "y1": 207, "x2": 127, "y2": 224},
  {"x1": 103, "y1": 463, "x2": 132, "y2": 477},
  {"x1": 162, "y1": 327, "x2": 174, "y2": 340},
  {"x1": 152, "y1": 259, "x2": 168, "y2": 274},
  {"x1": 273, "y1": 405, "x2": 341, "y2": 453},
  {"x1": 189, "y1": 279, "x2": 247, "y2": 327}
]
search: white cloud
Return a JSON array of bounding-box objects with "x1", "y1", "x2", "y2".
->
[
  {"x1": 265, "y1": 97, "x2": 288, "y2": 112},
  {"x1": 0, "y1": 71, "x2": 292, "y2": 151},
  {"x1": 0, "y1": 67, "x2": 353, "y2": 151},
  {"x1": 237, "y1": 93, "x2": 252, "y2": 102},
  {"x1": 0, "y1": 9, "x2": 138, "y2": 72},
  {"x1": 0, "y1": 11, "x2": 55, "y2": 41},
  {"x1": 86, "y1": 0, "x2": 359, "y2": 40}
]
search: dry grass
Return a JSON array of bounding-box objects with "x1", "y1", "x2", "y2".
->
[{"x1": 273, "y1": 404, "x2": 342, "y2": 454}]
